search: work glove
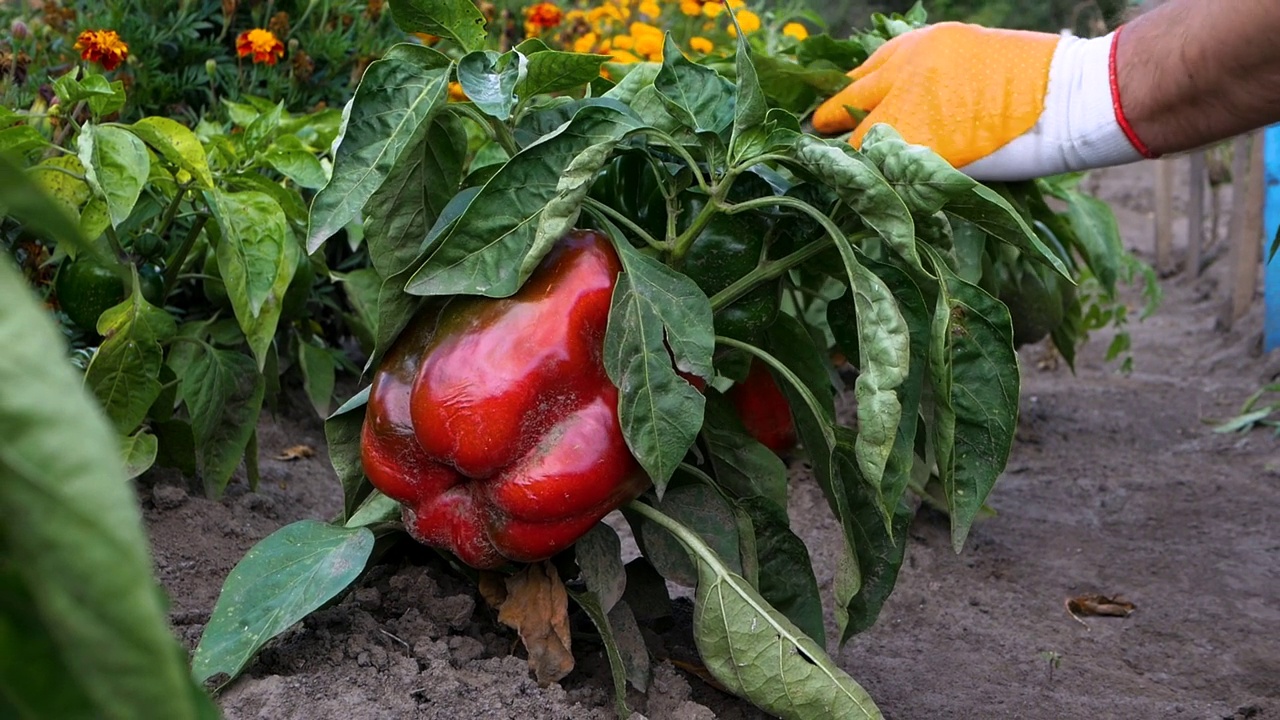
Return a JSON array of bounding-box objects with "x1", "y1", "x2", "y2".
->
[{"x1": 812, "y1": 22, "x2": 1156, "y2": 181}]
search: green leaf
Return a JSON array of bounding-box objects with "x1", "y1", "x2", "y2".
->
[
  {"x1": 790, "y1": 136, "x2": 919, "y2": 272},
  {"x1": 655, "y1": 34, "x2": 736, "y2": 135},
  {"x1": 31, "y1": 156, "x2": 91, "y2": 218},
  {"x1": 741, "y1": 497, "x2": 826, "y2": 647},
  {"x1": 242, "y1": 102, "x2": 284, "y2": 153},
  {"x1": 77, "y1": 124, "x2": 150, "y2": 229},
  {"x1": 407, "y1": 102, "x2": 640, "y2": 298},
  {"x1": 944, "y1": 184, "x2": 1070, "y2": 279},
  {"x1": 0, "y1": 125, "x2": 51, "y2": 155},
  {"x1": 344, "y1": 489, "x2": 400, "y2": 528},
  {"x1": 297, "y1": 340, "x2": 336, "y2": 417},
  {"x1": 364, "y1": 114, "x2": 467, "y2": 279},
  {"x1": 0, "y1": 256, "x2": 214, "y2": 719},
  {"x1": 796, "y1": 34, "x2": 868, "y2": 70},
  {"x1": 307, "y1": 44, "x2": 452, "y2": 252},
  {"x1": 859, "y1": 124, "x2": 974, "y2": 215},
  {"x1": 127, "y1": 117, "x2": 214, "y2": 189},
  {"x1": 925, "y1": 248, "x2": 1019, "y2": 552},
  {"x1": 630, "y1": 501, "x2": 883, "y2": 720},
  {"x1": 835, "y1": 451, "x2": 911, "y2": 639},
  {"x1": 702, "y1": 393, "x2": 788, "y2": 511},
  {"x1": 192, "y1": 520, "x2": 375, "y2": 684},
  {"x1": 520, "y1": 50, "x2": 612, "y2": 97},
  {"x1": 633, "y1": 481, "x2": 743, "y2": 586},
  {"x1": 121, "y1": 430, "x2": 158, "y2": 480},
  {"x1": 0, "y1": 153, "x2": 90, "y2": 254},
  {"x1": 568, "y1": 592, "x2": 648, "y2": 718},
  {"x1": 575, "y1": 523, "x2": 626, "y2": 612},
  {"x1": 152, "y1": 419, "x2": 197, "y2": 476},
  {"x1": 84, "y1": 281, "x2": 175, "y2": 435},
  {"x1": 458, "y1": 50, "x2": 528, "y2": 121},
  {"x1": 182, "y1": 345, "x2": 266, "y2": 498},
  {"x1": 326, "y1": 387, "x2": 373, "y2": 518},
  {"x1": 206, "y1": 189, "x2": 298, "y2": 369},
  {"x1": 752, "y1": 53, "x2": 854, "y2": 114},
  {"x1": 388, "y1": 0, "x2": 486, "y2": 52},
  {"x1": 263, "y1": 148, "x2": 328, "y2": 190},
  {"x1": 728, "y1": 13, "x2": 766, "y2": 162},
  {"x1": 603, "y1": 242, "x2": 714, "y2": 490},
  {"x1": 602, "y1": 62, "x2": 661, "y2": 104},
  {"x1": 1062, "y1": 191, "x2": 1123, "y2": 295}
]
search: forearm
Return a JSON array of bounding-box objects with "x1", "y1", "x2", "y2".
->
[{"x1": 1118, "y1": 0, "x2": 1280, "y2": 155}]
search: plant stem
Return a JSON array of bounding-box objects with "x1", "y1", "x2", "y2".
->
[
  {"x1": 103, "y1": 224, "x2": 128, "y2": 262},
  {"x1": 155, "y1": 183, "x2": 191, "y2": 240},
  {"x1": 583, "y1": 197, "x2": 667, "y2": 252},
  {"x1": 162, "y1": 213, "x2": 209, "y2": 299},
  {"x1": 626, "y1": 499, "x2": 721, "y2": 568},
  {"x1": 707, "y1": 237, "x2": 844, "y2": 311}
]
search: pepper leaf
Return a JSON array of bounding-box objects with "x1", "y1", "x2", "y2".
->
[
  {"x1": 0, "y1": 257, "x2": 216, "y2": 720},
  {"x1": 859, "y1": 124, "x2": 974, "y2": 215},
  {"x1": 790, "y1": 135, "x2": 919, "y2": 272},
  {"x1": 728, "y1": 8, "x2": 767, "y2": 163},
  {"x1": 388, "y1": 0, "x2": 486, "y2": 52},
  {"x1": 575, "y1": 523, "x2": 626, "y2": 613},
  {"x1": 84, "y1": 279, "x2": 175, "y2": 435},
  {"x1": 834, "y1": 450, "x2": 913, "y2": 639},
  {"x1": 924, "y1": 247, "x2": 1019, "y2": 552},
  {"x1": 326, "y1": 387, "x2": 374, "y2": 519},
  {"x1": 458, "y1": 50, "x2": 528, "y2": 121},
  {"x1": 127, "y1": 116, "x2": 214, "y2": 189},
  {"x1": 631, "y1": 480, "x2": 742, "y2": 587},
  {"x1": 182, "y1": 344, "x2": 266, "y2": 498},
  {"x1": 77, "y1": 123, "x2": 150, "y2": 230},
  {"x1": 943, "y1": 184, "x2": 1070, "y2": 279},
  {"x1": 655, "y1": 34, "x2": 736, "y2": 135},
  {"x1": 297, "y1": 340, "x2": 336, "y2": 417},
  {"x1": 568, "y1": 591, "x2": 649, "y2": 719},
  {"x1": 519, "y1": 49, "x2": 612, "y2": 97},
  {"x1": 630, "y1": 500, "x2": 883, "y2": 720},
  {"x1": 307, "y1": 44, "x2": 452, "y2": 252},
  {"x1": 364, "y1": 113, "x2": 467, "y2": 279},
  {"x1": 602, "y1": 241, "x2": 713, "y2": 490},
  {"x1": 702, "y1": 393, "x2": 789, "y2": 511},
  {"x1": 407, "y1": 102, "x2": 641, "y2": 298},
  {"x1": 740, "y1": 497, "x2": 827, "y2": 647},
  {"x1": 206, "y1": 189, "x2": 298, "y2": 370},
  {"x1": 192, "y1": 520, "x2": 375, "y2": 685}
]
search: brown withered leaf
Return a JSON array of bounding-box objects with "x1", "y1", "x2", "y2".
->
[
  {"x1": 1066, "y1": 594, "x2": 1136, "y2": 624},
  {"x1": 275, "y1": 444, "x2": 315, "y2": 461},
  {"x1": 477, "y1": 570, "x2": 509, "y2": 610},
  {"x1": 496, "y1": 561, "x2": 575, "y2": 686}
]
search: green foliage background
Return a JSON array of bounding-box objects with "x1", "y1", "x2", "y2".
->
[{"x1": 816, "y1": 0, "x2": 1139, "y2": 36}]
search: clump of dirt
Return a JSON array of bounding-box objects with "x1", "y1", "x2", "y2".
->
[{"x1": 145, "y1": 159, "x2": 1280, "y2": 719}]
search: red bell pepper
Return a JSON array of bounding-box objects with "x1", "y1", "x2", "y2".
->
[
  {"x1": 726, "y1": 360, "x2": 797, "y2": 456},
  {"x1": 360, "y1": 230, "x2": 650, "y2": 569}
]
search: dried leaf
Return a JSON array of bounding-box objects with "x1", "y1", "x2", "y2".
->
[
  {"x1": 478, "y1": 570, "x2": 508, "y2": 610},
  {"x1": 275, "y1": 444, "x2": 315, "y2": 461},
  {"x1": 1066, "y1": 593, "x2": 1136, "y2": 623},
  {"x1": 496, "y1": 561, "x2": 574, "y2": 686}
]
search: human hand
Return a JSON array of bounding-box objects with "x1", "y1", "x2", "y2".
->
[{"x1": 812, "y1": 22, "x2": 1151, "y2": 181}]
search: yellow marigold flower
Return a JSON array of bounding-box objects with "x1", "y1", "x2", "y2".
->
[
  {"x1": 609, "y1": 48, "x2": 640, "y2": 64},
  {"x1": 573, "y1": 31, "x2": 599, "y2": 53},
  {"x1": 524, "y1": 2, "x2": 563, "y2": 30},
  {"x1": 612, "y1": 34, "x2": 634, "y2": 50},
  {"x1": 782, "y1": 22, "x2": 808, "y2": 41},
  {"x1": 448, "y1": 81, "x2": 468, "y2": 102},
  {"x1": 679, "y1": 0, "x2": 701, "y2": 16},
  {"x1": 638, "y1": 0, "x2": 660, "y2": 18},
  {"x1": 726, "y1": 0, "x2": 744, "y2": 7},
  {"x1": 588, "y1": 4, "x2": 623, "y2": 23},
  {"x1": 74, "y1": 29, "x2": 128, "y2": 71},
  {"x1": 236, "y1": 28, "x2": 285, "y2": 65},
  {"x1": 727, "y1": 8, "x2": 760, "y2": 35},
  {"x1": 689, "y1": 36, "x2": 713, "y2": 54},
  {"x1": 565, "y1": 9, "x2": 586, "y2": 22},
  {"x1": 701, "y1": 1, "x2": 723, "y2": 17}
]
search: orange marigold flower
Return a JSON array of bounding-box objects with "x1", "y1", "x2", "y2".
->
[
  {"x1": 701, "y1": 1, "x2": 723, "y2": 18},
  {"x1": 727, "y1": 8, "x2": 760, "y2": 35},
  {"x1": 638, "y1": 0, "x2": 660, "y2": 18},
  {"x1": 573, "y1": 32, "x2": 599, "y2": 54},
  {"x1": 74, "y1": 29, "x2": 129, "y2": 71},
  {"x1": 524, "y1": 2, "x2": 563, "y2": 29},
  {"x1": 629, "y1": 21, "x2": 663, "y2": 60},
  {"x1": 236, "y1": 28, "x2": 285, "y2": 65},
  {"x1": 679, "y1": 0, "x2": 701, "y2": 16},
  {"x1": 689, "y1": 36, "x2": 713, "y2": 54},
  {"x1": 448, "y1": 81, "x2": 468, "y2": 102},
  {"x1": 608, "y1": 48, "x2": 640, "y2": 64}
]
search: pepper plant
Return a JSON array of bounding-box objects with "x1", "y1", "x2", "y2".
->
[
  {"x1": 192, "y1": 3, "x2": 1146, "y2": 718},
  {"x1": 2, "y1": 69, "x2": 366, "y2": 496}
]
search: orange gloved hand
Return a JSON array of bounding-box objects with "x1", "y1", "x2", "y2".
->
[{"x1": 812, "y1": 22, "x2": 1154, "y2": 181}]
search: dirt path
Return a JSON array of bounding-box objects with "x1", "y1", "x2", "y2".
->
[{"x1": 145, "y1": 159, "x2": 1280, "y2": 719}]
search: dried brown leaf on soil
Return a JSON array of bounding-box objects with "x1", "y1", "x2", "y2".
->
[
  {"x1": 494, "y1": 561, "x2": 575, "y2": 686},
  {"x1": 275, "y1": 444, "x2": 315, "y2": 461},
  {"x1": 1066, "y1": 593, "x2": 1136, "y2": 624}
]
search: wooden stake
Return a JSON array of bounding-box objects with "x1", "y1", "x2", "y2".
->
[
  {"x1": 1154, "y1": 158, "x2": 1175, "y2": 275},
  {"x1": 1188, "y1": 151, "x2": 1207, "y2": 277},
  {"x1": 1219, "y1": 133, "x2": 1265, "y2": 330}
]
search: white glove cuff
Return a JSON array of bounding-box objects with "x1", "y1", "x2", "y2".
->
[{"x1": 961, "y1": 30, "x2": 1151, "y2": 181}]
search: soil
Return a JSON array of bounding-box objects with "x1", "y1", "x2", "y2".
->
[{"x1": 142, "y1": 159, "x2": 1280, "y2": 720}]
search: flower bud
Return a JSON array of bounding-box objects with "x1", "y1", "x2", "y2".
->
[
  {"x1": 10, "y1": 19, "x2": 30, "y2": 40},
  {"x1": 205, "y1": 58, "x2": 218, "y2": 77}
]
